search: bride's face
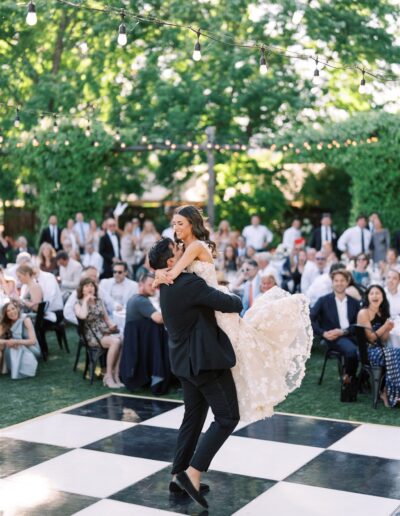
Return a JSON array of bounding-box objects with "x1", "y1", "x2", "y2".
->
[{"x1": 173, "y1": 214, "x2": 192, "y2": 241}]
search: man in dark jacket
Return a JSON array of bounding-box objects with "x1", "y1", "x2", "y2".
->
[
  {"x1": 311, "y1": 269, "x2": 360, "y2": 378},
  {"x1": 149, "y1": 238, "x2": 242, "y2": 509},
  {"x1": 99, "y1": 218, "x2": 121, "y2": 279}
]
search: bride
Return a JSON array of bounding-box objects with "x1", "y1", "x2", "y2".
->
[{"x1": 155, "y1": 205, "x2": 313, "y2": 422}]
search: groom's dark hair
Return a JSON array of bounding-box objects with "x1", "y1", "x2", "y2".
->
[{"x1": 148, "y1": 237, "x2": 174, "y2": 270}]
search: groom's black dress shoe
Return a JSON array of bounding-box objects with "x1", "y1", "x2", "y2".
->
[
  {"x1": 169, "y1": 481, "x2": 210, "y2": 494},
  {"x1": 175, "y1": 472, "x2": 209, "y2": 509}
]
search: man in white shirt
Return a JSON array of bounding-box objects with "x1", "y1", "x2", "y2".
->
[
  {"x1": 282, "y1": 218, "x2": 302, "y2": 252},
  {"x1": 301, "y1": 251, "x2": 328, "y2": 293},
  {"x1": 242, "y1": 215, "x2": 273, "y2": 251},
  {"x1": 63, "y1": 266, "x2": 116, "y2": 325},
  {"x1": 36, "y1": 268, "x2": 64, "y2": 321},
  {"x1": 100, "y1": 261, "x2": 138, "y2": 307},
  {"x1": 254, "y1": 252, "x2": 281, "y2": 287},
  {"x1": 56, "y1": 251, "x2": 83, "y2": 299},
  {"x1": 338, "y1": 214, "x2": 371, "y2": 259},
  {"x1": 82, "y1": 242, "x2": 103, "y2": 275},
  {"x1": 74, "y1": 212, "x2": 90, "y2": 253}
]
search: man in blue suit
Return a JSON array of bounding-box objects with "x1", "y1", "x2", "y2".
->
[{"x1": 311, "y1": 269, "x2": 360, "y2": 379}]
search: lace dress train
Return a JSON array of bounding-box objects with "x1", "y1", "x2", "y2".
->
[{"x1": 187, "y1": 259, "x2": 313, "y2": 423}]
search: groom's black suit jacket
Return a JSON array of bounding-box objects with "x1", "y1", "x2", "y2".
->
[{"x1": 159, "y1": 272, "x2": 243, "y2": 377}]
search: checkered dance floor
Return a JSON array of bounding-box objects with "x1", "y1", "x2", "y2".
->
[{"x1": 1, "y1": 394, "x2": 399, "y2": 515}]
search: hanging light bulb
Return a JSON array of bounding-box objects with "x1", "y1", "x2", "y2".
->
[
  {"x1": 313, "y1": 58, "x2": 320, "y2": 84},
  {"x1": 26, "y1": 1, "x2": 37, "y2": 26},
  {"x1": 85, "y1": 123, "x2": 91, "y2": 137},
  {"x1": 32, "y1": 134, "x2": 39, "y2": 147},
  {"x1": 359, "y1": 70, "x2": 366, "y2": 94},
  {"x1": 193, "y1": 32, "x2": 201, "y2": 61},
  {"x1": 117, "y1": 14, "x2": 127, "y2": 46},
  {"x1": 115, "y1": 129, "x2": 121, "y2": 141},
  {"x1": 259, "y1": 47, "x2": 268, "y2": 75},
  {"x1": 14, "y1": 109, "x2": 21, "y2": 128},
  {"x1": 53, "y1": 119, "x2": 59, "y2": 133}
]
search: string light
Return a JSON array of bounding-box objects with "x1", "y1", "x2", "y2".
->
[
  {"x1": 32, "y1": 134, "x2": 39, "y2": 146},
  {"x1": 26, "y1": 1, "x2": 37, "y2": 26},
  {"x1": 85, "y1": 123, "x2": 91, "y2": 137},
  {"x1": 14, "y1": 109, "x2": 21, "y2": 128},
  {"x1": 192, "y1": 32, "x2": 201, "y2": 62},
  {"x1": 117, "y1": 13, "x2": 128, "y2": 46},
  {"x1": 259, "y1": 47, "x2": 268, "y2": 76},
  {"x1": 115, "y1": 129, "x2": 121, "y2": 141},
  {"x1": 53, "y1": 118, "x2": 59, "y2": 133},
  {"x1": 359, "y1": 70, "x2": 366, "y2": 94}
]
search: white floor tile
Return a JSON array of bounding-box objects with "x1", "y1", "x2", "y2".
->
[
  {"x1": 144, "y1": 406, "x2": 249, "y2": 432},
  {"x1": 329, "y1": 424, "x2": 400, "y2": 460},
  {"x1": 210, "y1": 436, "x2": 323, "y2": 481},
  {"x1": 0, "y1": 413, "x2": 136, "y2": 448},
  {"x1": 234, "y1": 482, "x2": 400, "y2": 516},
  {"x1": 7, "y1": 448, "x2": 169, "y2": 498},
  {"x1": 73, "y1": 499, "x2": 182, "y2": 515}
]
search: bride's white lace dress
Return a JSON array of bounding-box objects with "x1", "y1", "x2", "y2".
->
[{"x1": 187, "y1": 251, "x2": 313, "y2": 423}]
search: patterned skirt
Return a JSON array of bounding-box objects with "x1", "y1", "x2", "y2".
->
[{"x1": 368, "y1": 346, "x2": 400, "y2": 407}]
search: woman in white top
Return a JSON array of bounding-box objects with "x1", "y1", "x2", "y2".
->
[
  {"x1": 139, "y1": 220, "x2": 160, "y2": 253},
  {"x1": 61, "y1": 218, "x2": 79, "y2": 252},
  {"x1": 120, "y1": 221, "x2": 137, "y2": 275},
  {"x1": 385, "y1": 269, "x2": 400, "y2": 317}
]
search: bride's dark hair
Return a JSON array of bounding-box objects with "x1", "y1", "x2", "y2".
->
[{"x1": 174, "y1": 205, "x2": 216, "y2": 256}]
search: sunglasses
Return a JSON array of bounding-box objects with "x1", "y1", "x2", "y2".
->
[
  {"x1": 316, "y1": 257, "x2": 326, "y2": 261},
  {"x1": 113, "y1": 270, "x2": 124, "y2": 275}
]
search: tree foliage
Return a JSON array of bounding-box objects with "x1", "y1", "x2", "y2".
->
[
  {"x1": 0, "y1": 0, "x2": 399, "y2": 225},
  {"x1": 285, "y1": 111, "x2": 400, "y2": 233}
]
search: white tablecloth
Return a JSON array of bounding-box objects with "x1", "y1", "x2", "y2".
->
[{"x1": 112, "y1": 310, "x2": 126, "y2": 333}]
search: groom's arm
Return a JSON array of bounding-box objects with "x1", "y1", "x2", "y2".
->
[{"x1": 184, "y1": 275, "x2": 243, "y2": 313}]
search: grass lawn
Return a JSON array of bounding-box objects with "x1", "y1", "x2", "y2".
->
[{"x1": 1, "y1": 327, "x2": 398, "y2": 429}]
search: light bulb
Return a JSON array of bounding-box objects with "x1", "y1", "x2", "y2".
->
[
  {"x1": 14, "y1": 110, "x2": 20, "y2": 128},
  {"x1": 53, "y1": 120, "x2": 59, "y2": 133},
  {"x1": 193, "y1": 37, "x2": 201, "y2": 61},
  {"x1": 118, "y1": 17, "x2": 127, "y2": 46},
  {"x1": 359, "y1": 74, "x2": 366, "y2": 94},
  {"x1": 259, "y1": 49, "x2": 268, "y2": 75},
  {"x1": 26, "y1": 1, "x2": 37, "y2": 26},
  {"x1": 313, "y1": 68, "x2": 320, "y2": 84},
  {"x1": 115, "y1": 130, "x2": 121, "y2": 141}
]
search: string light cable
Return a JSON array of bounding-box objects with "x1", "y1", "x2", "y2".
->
[{"x1": 45, "y1": 0, "x2": 400, "y2": 86}]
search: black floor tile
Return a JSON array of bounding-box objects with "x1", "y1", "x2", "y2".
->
[
  {"x1": 234, "y1": 414, "x2": 358, "y2": 448},
  {"x1": 85, "y1": 425, "x2": 178, "y2": 462},
  {"x1": 0, "y1": 437, "x2": 69, "y2": 478},
  {"x1": 285, "y1": 450, "x2": 400, "y2": 500},
  {"x1": 1, "y1": 486, "x2": 98, "y2": 516},
  {"x1": 111, "y1": 466, "x2": 275, "y2": 515},
  {"x1": 65, "y1": 395, "x2": 181, "y2": 423}
]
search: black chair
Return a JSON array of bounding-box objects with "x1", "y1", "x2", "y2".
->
[
  {"x1": 34, "y1": 301, "x2": 49, "y2": 360},
  {"x1": 43, "y1": 310, "x2": 70, "y2": 354},
  {"x1": 76, "y1": 319, "x2": 107, "y2": 384},
  {"x1": 352, "y1": 324, "x2": 385, "y2": 408},
  {"x1": 318, "y1": 338, "x2": 344, "y2": 385}
]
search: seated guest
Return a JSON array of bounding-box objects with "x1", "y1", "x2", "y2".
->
[
  {"x1": 126, "y1": 272, "x2": 163, "y2": 325},
  {"x1": 64, "y1": 266, "x2": 115, "y2": 325},
  {"x1": 385, "y1": 269, "x2": 400, "y2": 317},
  {"x1": 35, "y1": 267, "x2": 64, "y2": 322},
  {"x1": 11, "y1": 236, "x2": 35, "y2": 262},
  {"x1": 82, "y1": 242, "x2": 104, "y2": 275},
  {"x1": 307, "y1": 263, "x2": 361, "y2": 308},
  {"x1": 0, "y1": 301, "x2": 41, "y2": 379},
  {"x1": 311, "y1": 269, "x2": 360, "y2": 390},
  {"x1": 357, "y1": 285, "x2": 400, "y2": 407},
  {"x1": 0, "y1": 267, "x2": 17, "y2": 298},
  {"x1": 100, "y1": 261, "x2": 138, "y2": 307},
  {"x1": 74, "y1": 278, "x2": 123, "y2": 389},
  {"x1": 56, "y1": 250, "x2": 83, "y2": 300},
  {"x1": 237, "y1": 259, "x2": 259, "y2": 316},
  {"x1": 380, "y1": 248, "x2": 399, "y2": 281},
  {"x1": 301, "y1": 251, "x2": 328, "y2": 293},
  {"x1": 245, "y1": 245, "x2": 257, "y2": 259},
  {"x1": 236, "y1": 235, "x2": 247, "y2": 258},
  {"x1": 37, "y1": 242, "x2": 58, "y2": 275},
  {"x1": 281, "y1": 245, "x2": 307, "y2": 293},
  {"x1": 351, "y1": 253, "x2": 370, "y2": 289},
  {"x1": 259, "y1": 271, "x2": 278, "y2": 294},
  {"x1": 221, "y1": 244, "x2": 238, "y2": 273},
  {"x1": 16, "y1": 265, "x2": 43, "y2": 313}
]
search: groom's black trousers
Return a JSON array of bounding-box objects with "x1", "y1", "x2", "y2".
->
[{"x1": 171, "y1": 369, "x2": 240, "y2": 474}]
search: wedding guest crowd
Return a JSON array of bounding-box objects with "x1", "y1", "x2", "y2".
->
[{"x1": 0, "y1": 207, "x2": 398, "y2": 409}]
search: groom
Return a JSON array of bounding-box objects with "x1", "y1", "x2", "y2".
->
[{"x1": 149, "y1": 238, "x2": 242, "y2": 509}]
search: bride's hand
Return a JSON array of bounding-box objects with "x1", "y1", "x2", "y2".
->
[{"x1": 155, "y1": 268, "x2": 174, "y2": 285}]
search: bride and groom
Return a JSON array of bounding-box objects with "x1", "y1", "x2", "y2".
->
[{"x1": 148, "y1": 205, "x2": 313, "y2": 509}]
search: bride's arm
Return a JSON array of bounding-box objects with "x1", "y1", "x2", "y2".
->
[{"x1": 155, "y1": 241, "x2": 204, "y2": 285}]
